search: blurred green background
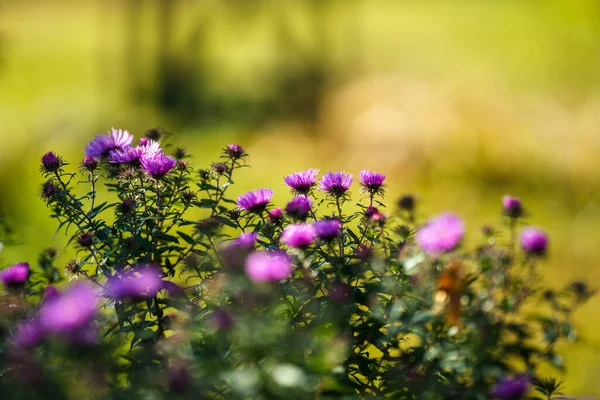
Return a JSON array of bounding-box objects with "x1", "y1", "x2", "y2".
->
[{"x1": 1, "y1": 0, "x2": 600, "y2": 395}]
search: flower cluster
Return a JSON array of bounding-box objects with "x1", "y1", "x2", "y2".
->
[{"x1": 1, "y1": 131, "x2": 585, "y2": 400}]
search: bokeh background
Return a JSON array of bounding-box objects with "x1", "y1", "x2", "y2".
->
[{"x1": 1, "y1": 0, "x2": 599, "y2": 395}]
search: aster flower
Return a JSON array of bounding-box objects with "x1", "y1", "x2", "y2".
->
[
  {"x1": 140, "y1": 151, "x2": 177, "y2": 179},
  {"x1": 268, "y1": 208, "x2": 283, "y2": 223},
  {"x1": 503, "y1": 195, "x2": 523, "y2": 218},
  {"x1": 40, "y1": 152, "x2": 63, "y2": 174},
  {"x1": 40, "y1": 181, "x2": 59, "y2": 201},
  {"x1": 85, "y1": 128, "x2": 134, "y2": 158},
  {"x1": 80, "y1": 156, "x2": 98, "y2": 171},
  {"x1": 0, "y1": 263, "x2": 30, "y2": 287},
  {"x1": 492, "y1": 375, "x2": 529, "y2": 399},
  {"x1": 319, "y1": 171, "x2": 353, "y2": 197},
  {"x1": 365, "y1": 206, "x2": 379, "y2": 218},
  {"x1": 520, "y1": 227, "x2": 548, "y2": 255},
  {"x1": 416, "y1": 213, "x2": 465, "y2": 254},
  {"x1": 237, "y1": 188, "x2": 273, "y2": 213},
  {"x1": 398, "y1": 194, "x2": 416, "y2": 212},
  {"x1": 245, "y1": 250, "x2": 292, "y2": 283},
  {"x1": 232, "y1": 232, "x2": 258, "y2": 248},
  {"x1": 284, "y1": 168, "x2": 319, "y2": 195},
  {"x1": 210, "y1": 308, "x2": 234, "y2": 331},
  {"x1": 313, "y1": 219, "x2": 342, "y2": 241},
  {"x1": 281, "y1": 223, "x2": 316, "y2": 249},
  {"x1": 106, "y1": 266, "x2": 163, "y2": 301},
  {"x1": 42, "y1": 285, "x2": 60, "y2": 302},
  {"x1": 109, "y1": 140, "x2": 161, "y2": 165},
  {"x1": 224, "y1": 144, "x2": 246, "y2": 160},
  {"x1": 369, "y1": 210, "x2": 387, "y2": 225},
  {"x1": 38, "y1": 282, "x2": 98, "y2": 335},
  {"x1": 11, "y1": 319, "x2": 43, "y2": 350},
  {"x1": 359, "y1": 169, "x2": 386, "y2": 195},
  {"x1": 285, "y1": 196, "x2": 312, "y2": 220}
]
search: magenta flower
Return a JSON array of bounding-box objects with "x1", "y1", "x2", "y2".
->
[
  {"x1": 281, "y1": 223, "x2": 316, "y2": 249},
  {"x1": 38, "y1": 282, "x2": 98, "y2": 335},
  {"x1": 42, "y1": 285, "x2": 60, "y2": 302},
  {"x1": 85, "y1": 128, "x2": 134, "y2": 157},
  {"x1": 285, "y1": 195, "x2": 313, "y2": 220},
  {"x1": 284, "y1": 168, "x2": 319, "y2": 195},
  {"x1": 319, "y1": 172, "x2": 353, "y2": 196},
  {"x1": 313, "y1": 219, "x2": 342, "y2": 241},
  {"x1": 492, "y1": 375, "x2": 529, "y2": 399},
  {"x1": 268, "y1": 208, "x2": 283, "y2": 223},
  {"x1": 245, "y1": 251, "x2": 292, "y2": 283},
  {"x1": 81, "y1": 156, "x2": 98, "y2": 171},
  {"x1": 140, "y1": 151, "x2": 176, "y2": 179},
  {"x1": 416, "y1": 213, "x2": 465, "y2": 254},
  {"x1": 106, "y1": 266, "x2": 163, "y2": 301},
  {"x1": 233, "y1": 232, "x2": 258, "y2": 248},
  {"x1": 502, "y1": 195, "x2": 523, "y2": 218},
  {"x1": 359, "y1": 169, "x2": 386, "y2": 194},
  {"x1": 0, "y1": 263, "x2": 30, "y2": 287},
  {"x1": 237, "y1": 188, "x2": 273, "y2": 213},
  {"x1": 520, "y1": 227, "x2": 548, "y2": 255},
  {"x1": 225, "y1": 144, "x2": 246, "y2": 160},
  {"x1": 108, "y1": 140, "x2": 161, "y2": 164},
  {"x1": 365, "y1": 206, "x2": 379, "y2": 218},
  {"x1": 11, "y1": 320, "x2": 44, "y2": 349}
]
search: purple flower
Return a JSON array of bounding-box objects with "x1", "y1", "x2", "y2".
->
[
  {"x1": 42, "y1": 285, "x2": 60, "y2": 302},
  {"x1": 319, "y1": 172, "x2": 353, "y2": 196},
  {"x1": 520, "y1": 227, "x2": 548, "y2": 255},
  {"x1": 140, "y1": 151, "x2": 176, "y2": 179},
  {"x1": 109, "y1": 140, "x2": 161, "y2": 164},
  {"x1": 268, "y1": 208, "x2": 283, "y2": 223},
  {"x1": 502, "y1": 195, "x2": 523, "y2": 218},
  {"x1": 281, "y1": 223, "x2": 316, "y2": 249},
  {"x1": 0, "y1": 263, "x2": 30, "y2": 287},
  {"x1": 210, "y1": 308, "x2": 234, "y2": 331},
  {"x1": 492, "y1": 375, "x2": 529, "y2": 399},
  {"x1": 245, "y1": 251, "x2": 292, "y2": 283},
  {"x1": 38, "y1": 282, "x2": 98, "y2": 335},
  {"x1": 285, "y1": 196, "x2": 312, "y2": 220},
  {"x1": 233, "y1": 232, "x2": 258, "y2": 248},
  {"x1": 11, "y1": 320, "x2": 44, "y2": 349},
  {"x1": 237, "y1": 188, "x2": 273, "y2": 213},
  {"x1": 106, "y1": 266, "x2": 163, "y2": 301},
  {"x1": 81, "y1": 156, "x2": 98, "y2": 171},
  {"x1": 284, "y1": 168, "x2": 319, "y2": 195},
  {"x1": 365, "y1": 206, "x2": 379, "y2": 218},
  {"x1": 313, "y1": 219, "x2": 342, "y2": 241},
  {"x1": 416, "y1": 213, "x2": 465, "y2": 254},
  {"x1": 225, "y1": 144, "x2": 246, "y2": 160},
  {"x1": 40, "y1": 152, "x2": 63, "y2": 173},
  {"x1": 359, "y1": 169, "x2": 386, "y2": 194},
  {"x1": 85, "y1": 128, "x2": 134, "y2": 157}
]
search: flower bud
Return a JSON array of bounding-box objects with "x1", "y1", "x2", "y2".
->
[
  {"x1": 41, "y1": 152, "x2": 63, "y2": 173},
  {"x1": 502, "y1": 195, "x2": 523, "y2": 218}
]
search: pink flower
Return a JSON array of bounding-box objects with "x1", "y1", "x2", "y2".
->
[
  {"x1": 416, "y1": 213, "x2": 464, "y2": 254},
  {"x1": 245, "y1": 251, "x2": 292, "y2": 283},
  {"x1": 282, "y1": 223, "x2": 316, "y2": 249}
]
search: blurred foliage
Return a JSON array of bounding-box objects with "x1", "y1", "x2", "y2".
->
[{"x1": 0, "y1": 0, "x2": 600, "y2": 395}]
